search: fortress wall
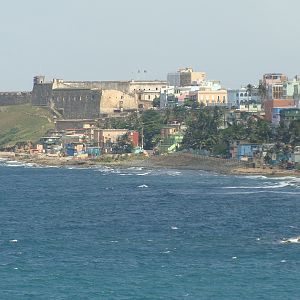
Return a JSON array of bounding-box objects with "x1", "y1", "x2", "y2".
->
[
  {"x1": 55, "y1": 81, "x2": 132, "y2": 93},
  {"x1": 0, "y1": 92, "x2": 31, "y2": 106},
  {"x1": 31, "y1": 77, "x2": 166, "y2": 119},
  {"x1": 32, "y1": 83, "x2": 53, "y2": 106},
  {"x1": 52, "y1": 89, "x2": 101, "y2": 119}
]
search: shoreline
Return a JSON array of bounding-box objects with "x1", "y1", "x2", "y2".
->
[{"x1": 0, "y1": 151, "x2": 299, "y2": 177}]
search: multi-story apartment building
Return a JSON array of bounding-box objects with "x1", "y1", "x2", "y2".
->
[
  {"x1": 260, "y1": 73, "x2": 287, "y2": 100},
  {"x1": 227, "y1": 87, "x2": 260, "y2": 107},
  {"x1": 167, "y1": 68, "x2": 206, "y2": 86}
]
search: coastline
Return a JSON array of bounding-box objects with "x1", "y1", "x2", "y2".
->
[{"x1": 0, "y1": 151, "x2": 299, "y2": 177}]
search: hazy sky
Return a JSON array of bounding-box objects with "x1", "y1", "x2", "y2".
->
[{"x1": 1, "y1": 0, "x2": 300, "y2": 91}]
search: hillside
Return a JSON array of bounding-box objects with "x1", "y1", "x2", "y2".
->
[{"x1": 0, "y1": 104, "x2": 54, "y2": 149}]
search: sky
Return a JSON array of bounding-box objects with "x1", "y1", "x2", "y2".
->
[{"x1": 1, "y1": 0, "x2": 300, "y2": 91}]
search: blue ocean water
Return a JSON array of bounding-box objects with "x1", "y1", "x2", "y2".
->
[{"x1": 0, "y1": 159, "x2": 300, "y2": 299}]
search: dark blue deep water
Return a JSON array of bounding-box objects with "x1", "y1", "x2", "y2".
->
[{"x1": 0, "y1": 159, "x2": 300, "y2": 299}]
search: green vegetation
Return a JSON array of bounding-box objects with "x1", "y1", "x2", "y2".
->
[
  {"x1": 0, "y1": 104, "x2": 54, "y2": 149},
  {"x1": 112, "y1": 134, "x2": 133, "y2": 154},
  {"x1": 105, "y1": 106, "x2": 299, "y2": 155}
]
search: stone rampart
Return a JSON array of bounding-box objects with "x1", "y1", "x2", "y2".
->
[{"x1": 0, "y1": 92, "x2": 31, "y2": 106}]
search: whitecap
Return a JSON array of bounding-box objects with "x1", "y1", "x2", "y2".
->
[
  {"x1": 167, "y1": 171, "x2": 182, "y2": 176},
  {"x1": 137, "y1": 172, "x2": 150, "y2": 176},
  {"x1": 223, "y1": 182, "x2": 290, "y2": 189},
  {"x1": 281, "y1": 260, "x2": 286, "y2": 263},
  {"x1": 245, "y1": 175, "x2": 268, "y2": 179},
  {"x1": 280, "y1": 236, "x2": 300, "y2": 244},
  {"x1": 171, "y1": 226, "x2": 178, "y2": 230},
  {"x1": 138, "y1": 184, "x2": 148, "y2": 188},
  {"x1": 232, "y1": 256, "x2": 237, "y2": 259},
  {"x1": 127, "y1": 167, "x2": 144, "y2": 171}
]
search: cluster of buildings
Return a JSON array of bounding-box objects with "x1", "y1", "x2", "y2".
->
[
  {"x1": 0, "y1": 68, "x2": 299, "y2": 166},
  {"x1": 30, "y1": 123, "x2": 140, "y2": 158},
  {"x1": 161, "y1": 69, "x2": 300, "y2": 128}
]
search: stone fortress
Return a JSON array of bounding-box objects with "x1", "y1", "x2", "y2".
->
[{"x1": 0, "y1": 76, "x2": 167, "y2": 119}]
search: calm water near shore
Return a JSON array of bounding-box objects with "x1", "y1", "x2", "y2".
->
[{"x1": 0, "y1": 159, "x2": 300, "y2": 299}]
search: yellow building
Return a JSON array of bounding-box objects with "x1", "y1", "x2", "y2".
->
[{"x1": 191, "y1": 89, "x2": 228, "y2": 106}]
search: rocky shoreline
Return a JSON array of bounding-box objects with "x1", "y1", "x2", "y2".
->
[{"x1": 0, "y1": 151, "x2": 299, "y2": 177}]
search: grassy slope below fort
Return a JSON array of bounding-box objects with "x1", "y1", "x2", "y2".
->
[{"x1": 0, "y1": 104, "x2": 54, "y2": 149}]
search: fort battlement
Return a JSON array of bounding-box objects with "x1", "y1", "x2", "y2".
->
[{"x1": 0, "y1": 91, "x2": 31, "y2": 106}]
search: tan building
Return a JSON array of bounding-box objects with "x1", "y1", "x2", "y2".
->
[
  {"x1": 167, "y1": 68, "x2": 206, "y2": 87},
  {"x1": 129, "y1": 81, "x2": 166, "y2": 109},
  {"x1": 92, "y1": 129, "x2": 128, "y2": 149},
  {"x1": 100, "y1": 90, "x2": 137, "y2": 115},
  {"x1": 191, "y1": 89, "x2": 228, "y2": 106},
  {"x1": 178, "y1": 68, "x2": 206, "y2": 86}
]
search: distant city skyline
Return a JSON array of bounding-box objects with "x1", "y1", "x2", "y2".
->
[{"x1": 1, "y1": 0, "x2": 300, "y2": 91}]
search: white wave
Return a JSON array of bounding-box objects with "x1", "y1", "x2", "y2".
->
[
  {"x1": 127, "y1": 167, "x2": 144, "y2": 171},
  {"x1": 280, "y1": 236, "x2": 300, "y2": 244},
  {"x1": 167, "y1": 171, "x2": 182, "y2": 176},
  {"x1": 223, "y1": 181, "x2": 291, "y2": 189},
  {"x1": 281, "y1": 260, "x2": 286, "y2": 263},
  {"x1": 161, "y1": 250, "x2": 171, "y2": 254},
  {"x1": 270, "y1": 176, "x2": 299, "y2": 181},
  {"x1": 171, "y1": 226, "x2": 178, "y2": 230},
  {"x1": 138, "y1": 184, "x2": 148, "y2": 188},
  {"x1": 137, "y1": 172, "x2": 150, "y2": 176},
  {"x1": 118, "y1": 173, "x2": 133, "y2": 176},
  {"x1": 6, "y1": 160, "x2": 21, "y2": 164},
  {"x1": 245, "y1": 175, "x2": 268, "y2": 179},
  {"x1": 232, "y1": 256, "x2": 237, "y2": 259}
]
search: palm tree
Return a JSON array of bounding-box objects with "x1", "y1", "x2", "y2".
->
[{"x1": 258, "y1": 83, "x2": 267, "y2": 102}]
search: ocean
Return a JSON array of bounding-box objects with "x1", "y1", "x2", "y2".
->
[{"x1": 0, "y1": 158, "x2": 300, "y2": 299}]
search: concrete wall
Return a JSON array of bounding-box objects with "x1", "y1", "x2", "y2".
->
[{"x1": 0, "y1": 92, "x2": 31, "y2": 106}]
